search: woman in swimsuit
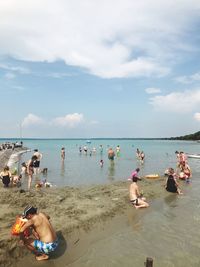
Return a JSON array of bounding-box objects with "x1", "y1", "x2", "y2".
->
[
  {"x1": 27, "y1": 155, "x2": 37, "y2": 190},
  {"x1": 0, "y1": 166, "x2": 12, "y2": 187},
  {"x1": 165, "y1": 168, "x2": 182, "y2": 194}
]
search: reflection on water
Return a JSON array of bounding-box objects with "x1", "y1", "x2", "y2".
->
[
  {"x1": 107, "y1": 160, "x2": 115, "y2": 181},
  {"x1": 61, "y1": 161, "x2": 65, "y2": 177}
]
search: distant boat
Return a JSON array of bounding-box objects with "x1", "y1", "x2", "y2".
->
[
  {"x1": 187, "y1": 153, "x2": 200, "y2": 159},
  {"x1": 86, "y1": 140, "x2": 91, "y2": 144}
]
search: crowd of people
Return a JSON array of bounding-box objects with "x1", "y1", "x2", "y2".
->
[
  {"x1": 129, "y1": 150, "x2": 192, "y2": 209},
  {"x1": 0, "y1": 141, "x2": 23, "y2": 151},
  {"x1": 136, "y1": 148, "x2": 145, "y2": 163},
  {"x1": 0, "y1": 143, "x2": 195, "y2": 262},
  {"x1": 0, "y1": 148, "x2": 44, "y2": 190}
]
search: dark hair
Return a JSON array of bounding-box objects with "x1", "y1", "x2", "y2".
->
[
  {"x1": 4, "y1": 166, "x2": 9, "y2": 171},
  {"x1": 31, "y1": 155, "x2": 38, "y2": 161},
  {"x1": 136, "y1": 168, "x2": 140, "y2": 172},
  {"x1": 34, "y1": 149, "x2": 38, "y2": 152},
  {"x1": 132, "y1": 176, "x2": 138, "y2": 182},
  {"x1": 22, "y1": 206, "x2": 37, "y2": 218}
]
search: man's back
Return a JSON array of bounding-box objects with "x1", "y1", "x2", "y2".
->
[
  {"x1": 129, "y1": 182, "x2": 139, "y2": 200},
  {"x1": 33, "y1": 213, "x2": 56, "y2": 243}
]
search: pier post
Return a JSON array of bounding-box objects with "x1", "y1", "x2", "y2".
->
[{"x1": 145, "y1": 257, "x2": 153, "y2": 267}]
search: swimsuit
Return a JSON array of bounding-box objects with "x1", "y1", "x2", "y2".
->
[
  {"x1": 2, "y1": 175, "x2": 10, "y2": 187},
  {"x1": 166, "y1": 175, "x2": 178, "y2": 193},
  {"x1": 34, "y1": 238, "x2": 59, "y2": 254},
  {"x1": 130, "y1": 199, "x2": 139, "y2": 206}
]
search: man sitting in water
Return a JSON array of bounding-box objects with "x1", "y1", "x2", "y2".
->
[
  {"x1": 129, "y1": 176, "x2": 149, "y2": 209},
  {"x1": 19, "y1": 206, "x2": 58, "y2": 261}
]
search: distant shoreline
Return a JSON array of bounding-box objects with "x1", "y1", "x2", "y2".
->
[{"x1": 0, "y1": 137, "x2": 197, "y2": 140}]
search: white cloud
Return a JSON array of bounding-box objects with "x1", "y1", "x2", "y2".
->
[
  {"x1": 194, "y1": 112, "x2": 200, "y2": 121},
  {"x1": 0, "y1": 63, "x2": 30, "y2": 74},
  {"x1": 22, "y1": 113, "x2": 44, "y2": 127},
  {"x1": 5, "y1": 72, "x2": 15, "y2": 79},
  {"x1": 175, "y1": 72, "x2": 200, "y2": 84},
  {"x1": 53, "y1": 113, "x2": 84, "y2": 128},
  {"x1": 0, "y1": 0, "x2": 199, "y2": 78},
  {"x1": 145, "y1": 87, "x2": 161, "y2": 94},
  {"x1": 149, "y1": 89, "x2": 200, "y2": 113}
]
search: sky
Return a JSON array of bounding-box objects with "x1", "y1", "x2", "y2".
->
[{"x1": 0, "y1": 0, "x2": 200, "y2": 138}]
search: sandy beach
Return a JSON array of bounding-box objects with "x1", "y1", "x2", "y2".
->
[{"x1": 0, "y1": 149, "x2": 165, "y2": 267}]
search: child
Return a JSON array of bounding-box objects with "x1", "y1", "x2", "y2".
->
[
  {"x1": 128, "y1": 168, "x2": 140, "y2": 181},
  {"x1": 12, "y1": 174, "x2": 22, "y2": 187},
  {"x1": 100, "y1": 159, "x2": 104, "y2": 167}
]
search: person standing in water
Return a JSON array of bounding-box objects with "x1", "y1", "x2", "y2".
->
[
  {"x1": 108, "y1": 147, "x2": 115, "y2": 160},
  {"x1": 116, "y1": 145, "x2": 121, "y2": 157},
  {"x1": 27, "y1": 155, "x2": 38, "y2": 190},
  {"x1": 33, "y1": 149, "x2": 43, "y2": 174},
  {"x1": 61, "y1": 147, "x2": 65, "y2": 161}
]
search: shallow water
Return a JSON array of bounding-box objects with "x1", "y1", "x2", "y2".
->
[
  {"x1": 16, "y1": 176, "x2": 200, "y2": 267},
  {"x1": 11, "y1": 139, "x2": 200, "y2": 187},
  {"x1": 63, "y1": 176, "x2": 200, "y2": 267},
  {"x1": 9, "y1": 139, "x2": 200, "y2": 267}
]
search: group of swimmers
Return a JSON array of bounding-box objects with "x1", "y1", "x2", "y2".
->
[
  {"x1": 129, "y1": 150, "x2": 192, "y2": 209},
  {"x1": 136, "y1": 148, "x2": 145, "y2": 163}
]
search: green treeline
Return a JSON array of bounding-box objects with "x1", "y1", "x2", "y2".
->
[{"x1": 169, "y1": 131, "x2": 200, "y2": 141}]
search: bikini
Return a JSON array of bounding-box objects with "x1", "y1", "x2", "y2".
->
[{"x1": 130, "y1": 199, "x2": 139, "y2": 206}]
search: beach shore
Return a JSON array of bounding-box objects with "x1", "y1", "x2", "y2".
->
[{"x1": 0, "y1": 149, "x2": 165, "y2": 267}]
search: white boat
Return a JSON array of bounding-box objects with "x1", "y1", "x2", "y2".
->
[{"x1": 187, "y1": 153, "x2": 200, "y2": 159}]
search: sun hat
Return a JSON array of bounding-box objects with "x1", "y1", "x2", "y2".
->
[{"x1": 22, "y1": 206, "x2": 37, "y2": 218}]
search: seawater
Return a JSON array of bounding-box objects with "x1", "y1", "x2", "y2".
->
[
  {"x1": 11, "y1": 139, "x2": 200, "y2": 267},
  {"x1": 16, "y1": 139, "x2": 200, "y2": 187}
]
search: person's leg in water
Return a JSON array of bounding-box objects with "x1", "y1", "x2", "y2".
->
[
  {"x1": 135, "y1": 198, "x2": 149, "y2": 209},
  {"x1": 177, "y1": 187, "x2": 183, "y2": 195}
]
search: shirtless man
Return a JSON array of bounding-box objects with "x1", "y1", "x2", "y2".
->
[
  {"x1": 108, "y1": 147, "x2": 115, "y2": 160},
  {"x1": 19, "y1": 206, "x2": 58, "y2": 261},
  {"x1": 129, "y1": 176, "x2": 149, "y2": 209}
]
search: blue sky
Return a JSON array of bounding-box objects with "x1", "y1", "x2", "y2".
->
[{"x1": 0, "y1": 0, "x2": 200, "y2": 138}]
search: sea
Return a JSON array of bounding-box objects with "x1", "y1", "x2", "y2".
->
[
  {"x1": 4, "y1": 138, "x2": 200, "y2": 267},
  {"x1": 5, "y1": 138, "x2": 200, "y2": 187}
]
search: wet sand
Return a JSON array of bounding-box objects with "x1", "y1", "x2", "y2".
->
[{"x1": 0, "y1": 150, "x2": 166, "y2": 267}]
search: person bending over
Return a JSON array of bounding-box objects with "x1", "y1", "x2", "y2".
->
[
  {"x1": 129, "y1": 176, "x2": 149, "y2": 209},
  {"x1": 165, "y1": 168, "x2": 183, "y2": 195},
  {"x1": 0, "y1": 166, "x2": 12, "y2": 187},
  {"x1": 19, "y1": 206, "x2": 58, "y2": 261}
]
